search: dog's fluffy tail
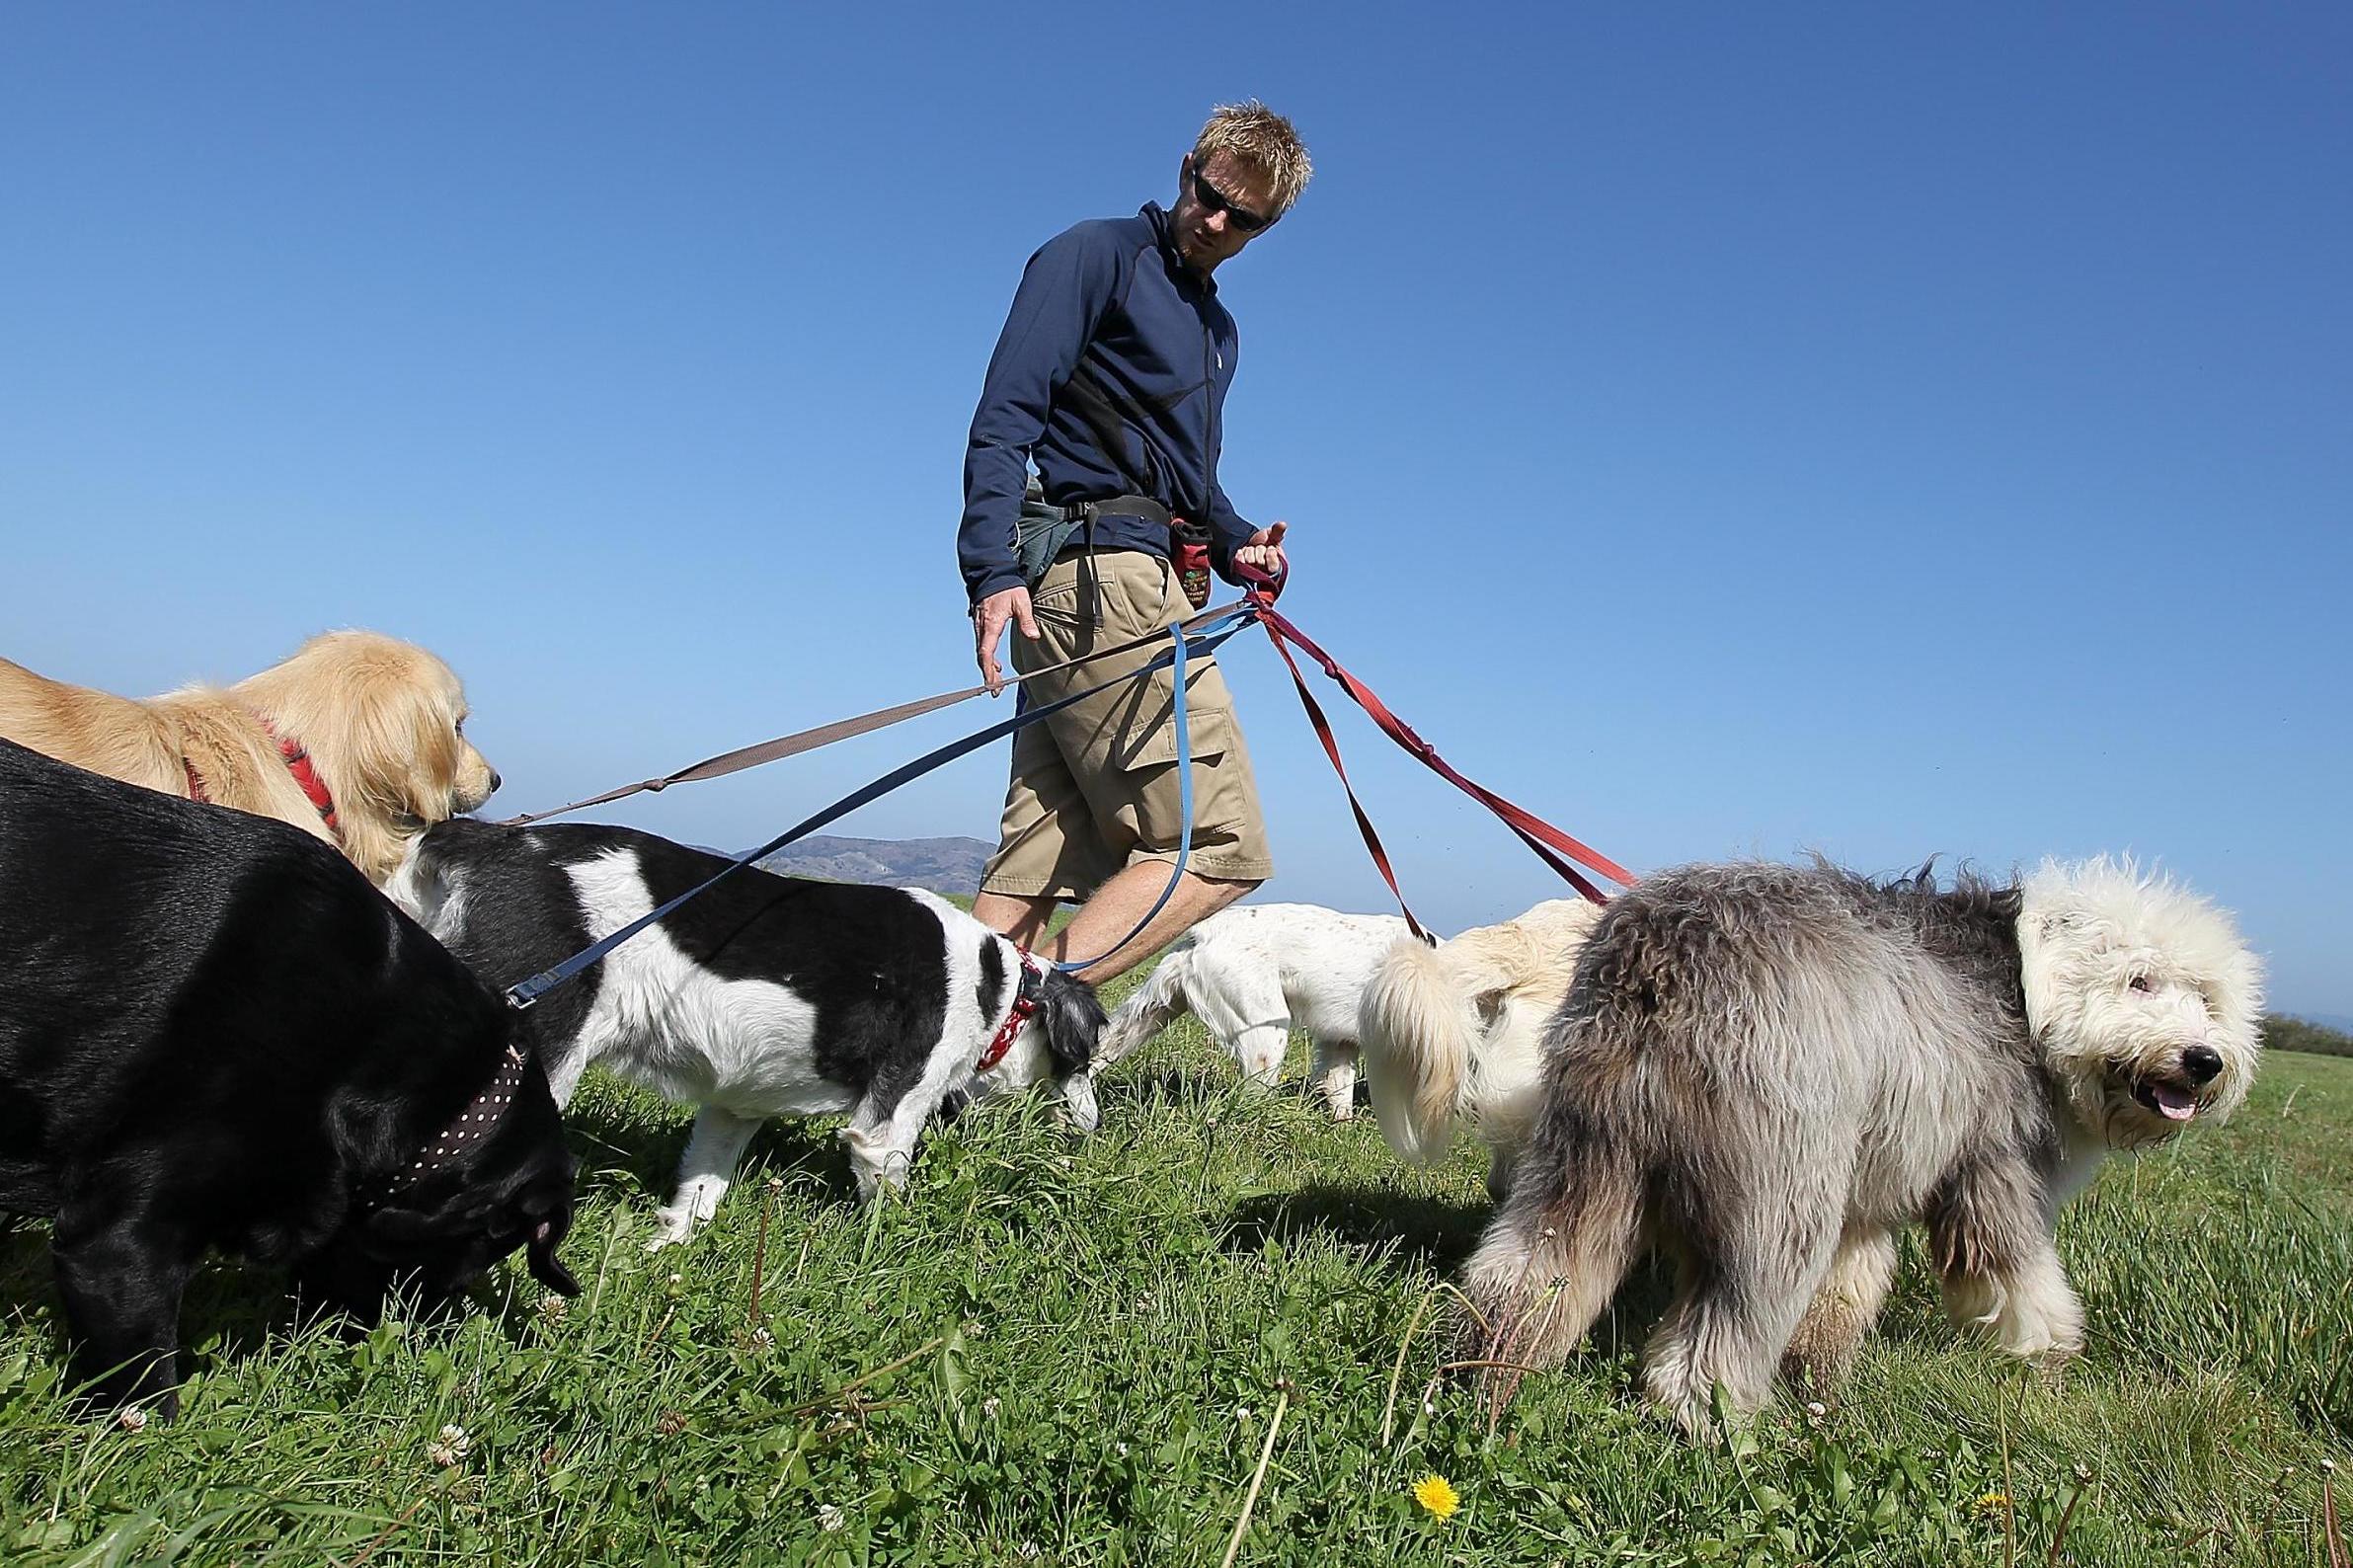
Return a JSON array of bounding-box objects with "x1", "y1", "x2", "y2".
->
[
  {"x1": 1364, "y1": 901, "x2": 1601, "y2": 1168},
  {"x1": 1094, "y1": 940, "x2": 1198, "y2": 1067},
  {"x1": 1359, "y1": 935, "x2": 1484, "y2": 1164}
]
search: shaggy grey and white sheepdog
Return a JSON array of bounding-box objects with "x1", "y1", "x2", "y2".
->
[{"x1": 1464, "y1": 858, "x2": 2262, "y2": 1433}]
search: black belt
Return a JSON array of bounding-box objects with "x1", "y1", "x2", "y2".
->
[
  {"x1": 1048, "y1": 495, "x2": 1174, "y2": 622},
  {"x1": 1059, "y1": 493, "x2": 1172, "y2": 528}
]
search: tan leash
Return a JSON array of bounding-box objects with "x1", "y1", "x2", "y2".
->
[{"x1": 498, "y1": 597, "x2": 1250, "y2": 826}]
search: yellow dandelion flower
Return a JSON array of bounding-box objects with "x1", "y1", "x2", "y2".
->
[
  {"x1": 1412, "y1": 1473, "x2": 1461, "y2": 1520},
  {"x1": 1974, "y1": 1490, "x2": 2011, "y2": 1513}
]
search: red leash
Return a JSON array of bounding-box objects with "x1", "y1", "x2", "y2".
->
[
  {"x1": 1251, "y1": 603, "x2": 1437, "y2": 941},
  {"x1": 1239, "y1": 570, "x2": 1632, "y2": 922}
]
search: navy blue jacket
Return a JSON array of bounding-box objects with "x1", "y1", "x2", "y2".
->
[{"x1": 960, "y1": 202, "x2": 1254, "y2": 605}]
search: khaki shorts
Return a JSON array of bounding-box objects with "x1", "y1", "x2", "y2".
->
[{"x1": 980, "y1": 550, "x2": 1274, "y2": 902}]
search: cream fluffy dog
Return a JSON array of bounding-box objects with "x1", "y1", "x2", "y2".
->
[
  {"x1": 1466, "y1": 859, "x2": 2262, "y2": 1433},
  {"x1": 0, "y1": 631, "x2": 498, "y2": 886},
  {"x1": 1358, "y1": 898, "x2": 1606, "y2": 1194}
]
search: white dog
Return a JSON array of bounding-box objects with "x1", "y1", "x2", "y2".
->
[
  {"x1": 1466, "y1": 859, "x2": 2262, "y2": 1433},
  {"x1": 1358, "y1": 898, "x2": 1605, "y2": 1193},
  {"x1": 1094, "y1": 903, "x2": 1411, "y2": 1116},
  {"x1": 390, "y1": 819, "x2": 1105, "y2": 1246}
]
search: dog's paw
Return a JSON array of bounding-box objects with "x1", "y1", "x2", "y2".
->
[
  {"x1": 645, "y1": 1212, "x2": 696, "y2": 1253},
  {"x1": 1060, "y1": 1071, "x2": 1100, "y2": 1134}
]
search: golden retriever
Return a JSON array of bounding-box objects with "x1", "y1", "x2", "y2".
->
[{"x1": 0, "y1": 630, "x2": 499, "y2": 886}]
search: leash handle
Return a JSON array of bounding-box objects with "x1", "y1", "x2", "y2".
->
[{"x1": 1236, "y1": 557, "x2": 1288, "y2": 602}]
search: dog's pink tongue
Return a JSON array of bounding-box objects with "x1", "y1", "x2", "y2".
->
[{"x1": 2150, "y1": 1083, "x2": 2198, "y2": 1121}]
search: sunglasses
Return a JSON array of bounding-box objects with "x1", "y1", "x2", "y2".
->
[{"x1": 1191, "y1": 168, "x2": 1274, "y2": 233}]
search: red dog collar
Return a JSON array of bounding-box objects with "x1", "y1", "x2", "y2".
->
[
  {"x1": 269, "y1": 728, "x2": 341, "y2": 840},
  {"x1": 977, "y1": 952, "x2": 1044, "y2": 1072},
  {"x1": 176, "y1": 721, "x2": 338, "y2": 841}
]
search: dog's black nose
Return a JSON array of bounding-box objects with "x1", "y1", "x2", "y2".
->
[{"x1": 2181, "y1": 1045, "x2": 2224, "y2": 1085}]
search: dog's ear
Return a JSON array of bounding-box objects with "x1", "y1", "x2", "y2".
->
[
  {"x1": 363, "y1": 1204, "x2": 459, "y2": 1246},
  {"x1": 1038, "y1": 973, "x2": 1108, "y2": 1076},
  {"x1": 364, "y1": 655, "x2": 465, "y2": 824},
  {"x1": 289, "y1": 637, "x2": 462, "y2": 830},
  {"x1": 2033, "y1": 907, "x2": 2119, "y2": 955}
]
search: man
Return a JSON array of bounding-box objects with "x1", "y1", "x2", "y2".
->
[{"x1": 959, "y1": 102, "x2": 1310, "y2": 981}]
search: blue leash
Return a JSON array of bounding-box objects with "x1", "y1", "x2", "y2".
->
[
  {"x1": 506, "y1": 608, "x2": 1250, "y2": 1009},
  {"x1": 1048, "y1": 610, "x2": 1195, "y2": 975}
]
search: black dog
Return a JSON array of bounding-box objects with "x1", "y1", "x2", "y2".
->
[{"x1": 0, "y1": 740, "x2": 580, "y2": 1417}]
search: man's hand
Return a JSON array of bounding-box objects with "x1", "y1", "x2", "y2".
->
[
  {"x1": 1232, "y1": 520, "x2": 1288, "y2": 583},
  {"x1": 973, "y1": 586, "x2": 1040, "y2": 696}
]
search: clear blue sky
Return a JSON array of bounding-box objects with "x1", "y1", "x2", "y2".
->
[{"x1": 5, "y1": 5, "x2": 2347, "y2": 1017}]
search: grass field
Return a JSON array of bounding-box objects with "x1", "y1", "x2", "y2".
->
[{"x1": 4, "y1": 966, "x2": 2349, "y2": 1566}]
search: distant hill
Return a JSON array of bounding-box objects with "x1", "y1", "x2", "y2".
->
[
  {"x1": 2263, "y1": 1014, "x2": 2353, "y2": 1058},
  {"x1": 755, "y1": 834, "x2": 991, "y2": 897},
  {"x1": 2298, "y1": 1011, "x2": 2353, "y2": 1036}
]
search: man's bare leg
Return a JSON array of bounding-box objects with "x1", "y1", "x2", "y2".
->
[
  {"x1": 972, "y1": 866, "x2": 1258, "y2": 984},
  {"x1": 970, "y1": 889, "x2": 1059, "y2": 950}
]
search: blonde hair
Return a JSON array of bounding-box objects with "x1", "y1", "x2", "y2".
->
[{"x1": 1191, "y1": 102, "x2": 1312, "y2": 217}]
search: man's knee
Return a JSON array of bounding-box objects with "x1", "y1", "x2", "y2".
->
[{"x1": 1193, "y1": 874, "x2": 1262, "y2": 915}]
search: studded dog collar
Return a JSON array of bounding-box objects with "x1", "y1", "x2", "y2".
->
[{"x1": 363, "y1": 1045, "x2": 531, "y2": 1209}]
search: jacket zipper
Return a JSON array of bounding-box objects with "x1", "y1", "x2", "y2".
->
[{"x1": 1202, "y1": 314, "x2": 1218, "y2": 517}]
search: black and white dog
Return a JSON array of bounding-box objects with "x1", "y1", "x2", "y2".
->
[
  {"x1": 390, "y1": 819, "x2": 1107, "y2": 1245},
  {"x1": 0, "y1": 741, "x2": 580, "y2": 1419}
]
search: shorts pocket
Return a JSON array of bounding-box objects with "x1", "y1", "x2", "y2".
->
[
  {"x1": 1110, "y1": 664, "x2": 1236, "y2": 772},
  {"x1": 1029, "y1": 553, "x2": 1151, "y2": 638},
  {"x1": 1028, "y1": 577, "x2": 1081, "y2": 620}
]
